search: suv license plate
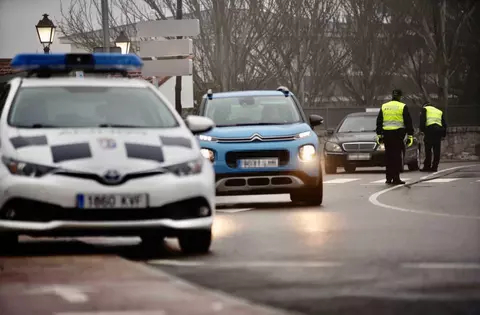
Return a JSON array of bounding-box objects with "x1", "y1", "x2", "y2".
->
[
  {"x1": 239, "y1": 158, "x2": 279, "y2": 168},
  {"x1": 347, "y1": 153, "x2": 371, "y2": 160},
  {"x1": 77, "y1": 193, "x2": 149, "y2": 209}
]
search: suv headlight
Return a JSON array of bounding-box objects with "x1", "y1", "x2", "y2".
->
[
  {"x1": 200, "y1": 148, "x2": 215, "y2": 162},
  {"x1": 299, "y1": 144, "x2": 316, "y2": 161},
  {"x1": 1, "y1": 156, "x2": 56, "y2": 177},
  {"x1": 377, "y1": 143, "x2": 385, "y2": 151},
  {"x1": 325, "y1": 142, "x2": 342, "y2": 152},
  {"x1": 164, "y1": 157, "x2": 204, "y2": 176}
]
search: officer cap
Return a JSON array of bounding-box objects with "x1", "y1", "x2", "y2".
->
[{"x1": 392, "y1": 89, "x2": 403, "y2": 98}]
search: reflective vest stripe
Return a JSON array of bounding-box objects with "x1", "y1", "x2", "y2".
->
[
  {"x1": 425, "y1": 106, "x2": 443, "y2": 127},
  {"x1": 381, "y1": 101, "x2": 405, "y2": 130}
]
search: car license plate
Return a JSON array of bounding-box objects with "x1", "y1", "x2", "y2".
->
[
  {"x1": 77, "y1": 193, "x2": 149, "y2": 209},
  {"x1": 238, "y1": 158, "x2": 279, "y2": 168},
  {"x1": 347, "y1": 153, "x2": 371, "y2": 161}
]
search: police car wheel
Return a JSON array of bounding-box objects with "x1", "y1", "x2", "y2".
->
[
  {"x1": 178, "y1": 229, "x2": 212, "y2": 255},
  {"x1": 0, "y1": 233, "x2": 18, "y2": 253}
]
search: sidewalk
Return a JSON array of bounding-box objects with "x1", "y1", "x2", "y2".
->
[{"x1": 0, "y1": 254, "x2": 295, "y2": 315}]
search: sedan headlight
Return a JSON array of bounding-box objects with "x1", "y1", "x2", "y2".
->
[
  {"x1": 325, "y1": 142, "x2": 342, "y2": 152},
  {"x1": 376, "y1": 143, "x2": 385, "y2": 151},
  {"x1": 299, "y1": 144, "x2": 317, "y2": 162},
  {"x1": 200, "y1": 148, "x2": 215, "y2": 162},
  {"x1": 164, "y1": 158, "x2": 203, "y2": 176},
  {"x1": 1, "y1": 156, "x2": 56, "y2": 177}
]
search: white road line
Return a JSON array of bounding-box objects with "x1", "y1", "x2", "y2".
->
[
  {"x1": 370, "y1": 178, "x2": 411, "y2": 184},
  {"x1": 368, "y1": 164, "x2": 480, "y2": 220},
  {"x1": 324, "y1": 178, "x2": 360, "y2": 184},
  {"x1": 216, "y1": 208, "x2": 254, "y2": 213},
  {"x1": 26, "y1": 285, "x2": 89, "y2": 303},
  {"x1": 56, "y1": 312, "x2": 165, "y2": 315},
  {"x1": 424, "y1": 178, "x2": 460, "y2": 183},
  {"x1": 402, "y1": 262, "x2": 480, "y2": 270},
  {"x1": 148, "y1": 260, "x2": 343, "y2": 268}
]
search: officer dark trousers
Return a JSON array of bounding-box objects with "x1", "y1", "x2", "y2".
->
[
  {"x1": 383, "y1": 129, "x2": 405, "y2": 181},
  {"x1": 424, "y1": 128, "x2": 443, "y2": 171}
]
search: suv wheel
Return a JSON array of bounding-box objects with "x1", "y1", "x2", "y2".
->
[
  {"x1": 178, "y1": 229, "x2": 212, "y2": 255},
  {"x1": 290, "y1": 167, "x2": 323, "y2": 206}
]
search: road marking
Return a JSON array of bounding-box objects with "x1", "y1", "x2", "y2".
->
[
  {"x1": 402, "y1": 262, "x2": 480, "y2": 270},
  {"x1": 370, "y1": 178, "x2": 411, "y2": 184},
  {"x1": 56, "y1": 312, "x2": 165, "y2": 315},
  {"x1": 424, "y1": 178, "x2": 460, "y2": 183},
  {"x1": 149, "y1": 260, "x2": 343, "y2": 268},
  {"x1": 324, "y1": 178, "x2": 360, "y2": 184},
  {"x1": 216, "y1": 208, "x2": 254, "y2": 213},
  {"x1": 26, "y1": 285, "x2": 89, "y2": 303},
  {"x1": 368, "y1": 164, "x2": 480, "y2": 220}
]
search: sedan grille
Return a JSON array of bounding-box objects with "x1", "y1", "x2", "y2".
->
[{"x1": 342, "y1": 142, "x2": 376, "y2": 152}]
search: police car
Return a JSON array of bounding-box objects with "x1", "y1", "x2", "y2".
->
[
  {"x1": 197, "y1": 88, "x2": 324, "y2": 205},
  {"x1": 0, "y1": 53, "x2": 216, "y2": 254}
]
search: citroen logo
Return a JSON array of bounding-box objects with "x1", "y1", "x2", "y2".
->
[
  {"x1": 250, "y1": 133, "x2": 263, "y2": 141},
  {"x1": 103, "y1": 169, "x2": 122, "y2": 184}
]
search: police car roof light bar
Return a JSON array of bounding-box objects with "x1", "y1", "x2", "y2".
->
[{"x1": 11, "y1": 53, "x2": 143, "y2": 77}]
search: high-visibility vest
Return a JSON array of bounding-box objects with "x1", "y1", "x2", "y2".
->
[
  {"x1": 424, "y1": 105, "x2": 443, "y2": 127},
  {"x1": 381, "y1": 101, "x2": 405, "y2": 130}
]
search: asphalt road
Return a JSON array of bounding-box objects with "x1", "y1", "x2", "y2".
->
[
  {"x1": 1, "y1": 162, "x2": 479, "y2": 315},
  {"x1": 144, "y1": 163, "x2": 480, "y2": 315}
]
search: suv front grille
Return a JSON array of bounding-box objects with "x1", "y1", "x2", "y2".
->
[
  {"x1": 342, "y1": 142, "x2": 376, "y2": 152},
  {"x1": 225, "y1": 150, "x2": 290, "y2": 168}
]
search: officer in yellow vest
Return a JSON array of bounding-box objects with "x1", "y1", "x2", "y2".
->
[
  {"x1": 420, "y1": 102, "x2": 447, "y2": 172},
  {"x1": 376, "y1": 89, "x2": 414, "y2": 185}
]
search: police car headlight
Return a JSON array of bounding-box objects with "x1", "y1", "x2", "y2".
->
[
  {"x1": 200, "y1": 148, "x2": 215, "y2": 162},
  {"x1": 1, "y1": 157, "x2": 56, "y2": 177},
  {"x1": 325, "y1": 142, "x2": 342, "y2": 152},
  {"x1": 299, "y1": 144, "x2": 316, "y2": 162},
  {"x1": 164, "y1": 158, "x2": 203, "y2": 176},
  {"x1": 377, "y1": 143, "x2": 385, "y2": 151}
]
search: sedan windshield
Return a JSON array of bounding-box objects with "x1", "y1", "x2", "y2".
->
[
  {"x1": 8, "y1": 86, "x2": 179, "y2": 128},
  {"x1": 337, "y1": 115, "x2": 376, "y2": 133},
  {"x1": 204, "y1": 95, "x2": 302, "y2": 127}
]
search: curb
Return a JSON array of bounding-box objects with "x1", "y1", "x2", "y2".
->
[{"x1": 121, "y1": 257, "x2": 303, "y2": 315}]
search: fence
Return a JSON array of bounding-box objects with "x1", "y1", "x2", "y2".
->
[{"x1": 304, "y1": 105, "x2": 480, "y2": 129}]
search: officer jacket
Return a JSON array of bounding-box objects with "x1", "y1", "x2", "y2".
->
[
  {"x1": 376, "y1": 100, "x2": 414, "y2": 136},
  {"x1": 420, "y1": 105, "x2": 447, "y2": 137}
]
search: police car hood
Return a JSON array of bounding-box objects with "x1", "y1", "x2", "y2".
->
[{"x1": 6, "y1": 127, "x2": 198, "y2": 173}]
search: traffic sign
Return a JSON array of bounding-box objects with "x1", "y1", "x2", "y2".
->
[
  {"x1": 139, "y1": 39, "x2": 193, "y2": 58},
  {"x1": 142, "y1": 59, "x2": 192, "y2": 77},
  {"x1": 136, "y1": 19, "x2": 200, "y2": 37}
]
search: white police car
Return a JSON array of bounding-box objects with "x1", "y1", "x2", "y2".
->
[{"x1": 0, "y1": 53, "x2": 216, "y2": 254}]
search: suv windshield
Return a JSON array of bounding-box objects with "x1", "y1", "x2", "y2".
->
[
  {"x1": 8, "y1": 86, "x2": 179, "y2": 128},
  {"x1": 337, "y1": 115, "x2": 376, "y2": 133},
  {"x1": 204, "y1": 95, "x2": 302, "y2": 127}
]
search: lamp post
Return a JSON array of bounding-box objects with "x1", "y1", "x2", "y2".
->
[
  {"x1": 35, "y1": 14, "x2": 56, "y2": 54},
  {"x1": 115, "y1": 31, "x2": 131, "y2": 54}
]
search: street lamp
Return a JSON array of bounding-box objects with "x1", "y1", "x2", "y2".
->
[
  {"x1": 115, "y1": 31, "x2": 131, "y2": 54},
  {"x1": 35, "y1": 13, "x2": 56, "y2": 54}
]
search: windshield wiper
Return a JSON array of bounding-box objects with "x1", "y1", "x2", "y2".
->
[
  {"x1": 98, "y1": 123, "x2": 146, "y2": 128},
  {"x1": 15, "y1": 123, "x2": 61, "y2": 128}
]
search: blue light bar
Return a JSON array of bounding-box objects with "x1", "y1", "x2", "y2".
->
[{"x1": 10, "y1": 53, "x2": 143, "y2": 71}]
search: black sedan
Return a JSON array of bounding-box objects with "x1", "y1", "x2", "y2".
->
[{"x1": 323, "y1": 111, "x2": 420, "y2": 174}]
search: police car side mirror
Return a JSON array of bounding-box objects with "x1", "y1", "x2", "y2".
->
[
  {"x1": 185, "y1": 115, "x2": 215, "y2": 134},
  {"x1": 309, "y1": 114, "x2": 324, "y2": 127}
]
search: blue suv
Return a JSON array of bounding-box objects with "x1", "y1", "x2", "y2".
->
[{"x1": 197, "y1": 87, "x2": 324, "y2": 205}]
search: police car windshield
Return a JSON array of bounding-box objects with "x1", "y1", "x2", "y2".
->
[
  {"x1": 8, "y1": 86, "x2": 178, "y2": 128},
  {"x1": 204, "y1": 95, "x2": 302, "y2": 127},
  {"x1": 338, "y1": 115, "x2": 377, "y2": 133}
]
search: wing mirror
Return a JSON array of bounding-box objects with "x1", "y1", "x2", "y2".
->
[
  {"x1": 327, "y1": 128, "x2": 334, "y2": 135},
  {"x1": 309, "y1": 114, "x2": 324, "y2": 127},
  {"x1": 185, "y1": 115, "x2": 215, "y2": 134}
]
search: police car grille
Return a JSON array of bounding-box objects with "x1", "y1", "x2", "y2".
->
[
  {"x1": 342, "y1": 142, "x2": 376, "y2": 152},
  {"x1": 225, "y1": 150, "x2": 290, "y2": 168},
  {"x1": 54, "y1": 170, "x2": 165, "y2": 185}
]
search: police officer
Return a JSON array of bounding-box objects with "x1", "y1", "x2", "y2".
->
[
  {"x1": 420, "y1": 102, "x2": 446, "y2": 172},
  {"x1": 376, "y1": 89, "x2": 414, "y2": 185}
]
